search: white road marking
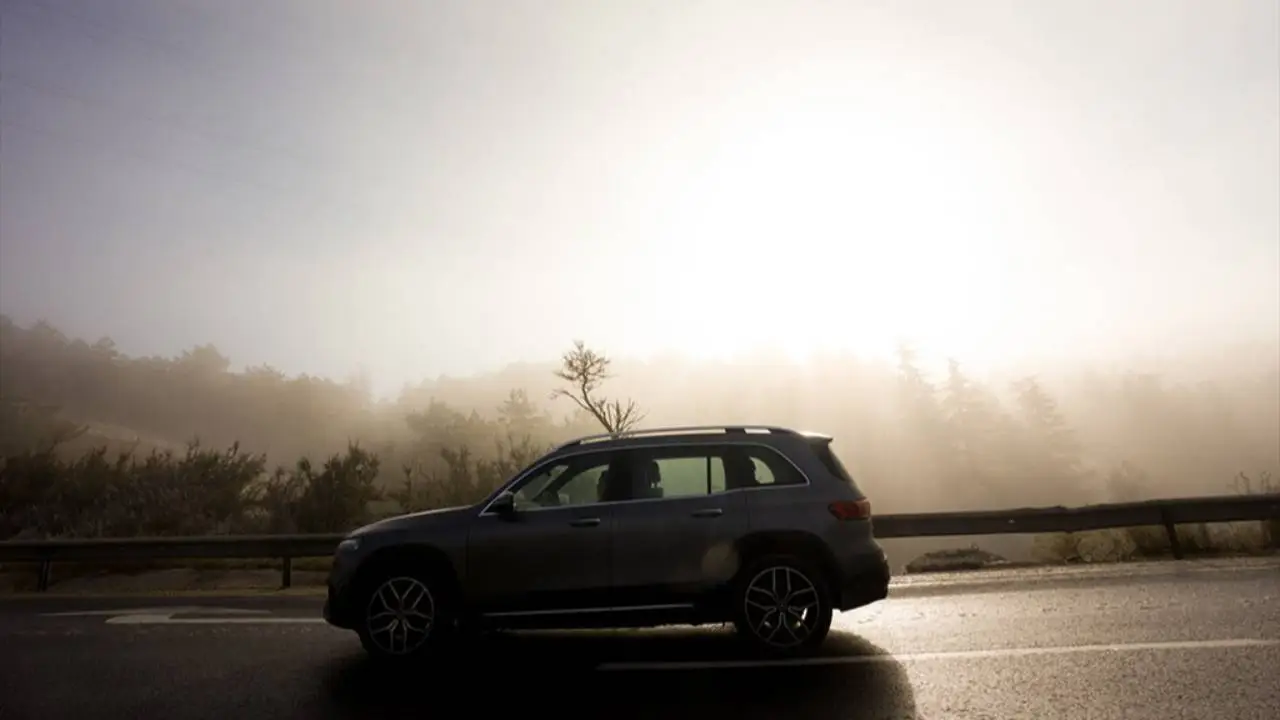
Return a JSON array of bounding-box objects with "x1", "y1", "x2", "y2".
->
[
  {"x1": 44, "y1": 606, "x2": 270, "y2": 618},
  {"x1": 44, "y1": 606, "x2": 277, "y2": 624},
  {"x1": 596, "y1": 638, "x2": 1280, "y2": 671},
  {"x1": 38, "y1": 605, "x2": 321, "y2": 624},
  {"x1": 43, "y1": 608, "x2": 160, "y2": 617},
  {"x1": 107, "y1": 615, "x2": 324, "y2": 625}
]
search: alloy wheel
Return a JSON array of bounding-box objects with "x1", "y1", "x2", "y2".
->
[
  {"x1": 364, "y1": 576, "x2": 436, "y2": 655},
  {"x1": 742, "y1": 565, "x2": 820, "y2": 649}
]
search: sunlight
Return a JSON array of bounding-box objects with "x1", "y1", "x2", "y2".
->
[{"x1": 636, "y1": 102, "x2": 1023, "y2": 370}]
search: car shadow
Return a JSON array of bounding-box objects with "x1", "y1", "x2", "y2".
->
[{"x1": 318, "y1": 628, "x2": 918, "y2": 720}]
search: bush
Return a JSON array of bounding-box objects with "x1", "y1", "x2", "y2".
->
[
  {"x1": 0, "y1": 442, "x2": 266, "y2": 538},
  {"x1": 0, "y1": 442, "x2": 387, "y2": 539},
  {"x1": 0, "y1": 430, "x2": 554, "y2": 539},
  {"x1": 389, "y1": 434, "x2": 547, "y2": 512},
  {"x1": 1031, "y1": 522, "x2": 1276, "y2": 564},
  {"x1": 905, "y1": 546, "x2": 1008, "y2": 573},
  {"x1": 242, "y1": 444, "x2": 383, "y2": 533},
  {"x1": 1234, "y1": 472, "x2": 1280, "y2": 548}
]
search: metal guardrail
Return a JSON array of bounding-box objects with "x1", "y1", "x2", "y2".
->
[
  {"x1": 871, "y1": 494, "x2": 1280, "y2": 539},
  {"x1": 1, "y1": 494, "x2": 1277, "y2": 591},
  {"x1": 0, "y1": 534, "x2": 345, "y2": 592}
]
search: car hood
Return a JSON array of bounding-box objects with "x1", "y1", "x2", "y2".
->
[{"x1": 346, "y1": 504, "x2": 473, "y2": 537}]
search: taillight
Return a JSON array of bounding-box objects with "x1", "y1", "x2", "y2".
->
[{"x1": 828, "y1": 499, "x2": 871, "y2": 520}]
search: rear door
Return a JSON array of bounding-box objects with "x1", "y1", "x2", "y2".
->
[{"x1": 608, "y1": 444, "x2": 749, "y2": 607}]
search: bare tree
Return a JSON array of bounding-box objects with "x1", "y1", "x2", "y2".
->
[{"x1": 551, "y1": 340, "x2": 645, "y2": 436}]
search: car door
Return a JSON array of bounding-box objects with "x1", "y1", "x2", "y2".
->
[
  {"x1": 466, "y1": 451, "x2": 617, "y2": 615},
  {"x1": 609, "y1": 444, "x2": 749, "y2": 608}
]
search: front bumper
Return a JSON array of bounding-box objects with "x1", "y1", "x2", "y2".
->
[
  {"x1": 324, "y1": 582, "x2": 356, "y2": 629},
  {"x1": 324, "y1": 540, "x2": 366, "y2": 629}
]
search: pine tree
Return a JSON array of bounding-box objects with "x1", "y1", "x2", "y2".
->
[
  {"x1": 1011, "y1": 375, "x2": 1087, "y2": 501},
  {"x1": 940, "y1": 359, "x2": 1016, "y2": 498},
  {"x1": 891, "y1": 344, "x2": 961, "y2": 504},
  {"x1": 896, "y1": 345, "x2": 941, "y2": 420},
  {"x1": 498, "y1": 389, "x2": 539, "y2": 426}
]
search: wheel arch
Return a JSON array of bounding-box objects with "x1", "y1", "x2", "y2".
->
[
  {"x1": 733, "y1": 530, "x2": 841, "y2": 589},
  {"x1": 351, "y1": 543, "x2": 461, "y2": 597}
]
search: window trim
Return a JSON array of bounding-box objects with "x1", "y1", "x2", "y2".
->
[{"x1": 477, "y1": 441, "x2": 810, "y2": 516}]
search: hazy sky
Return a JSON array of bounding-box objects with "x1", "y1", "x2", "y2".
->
[{"x1": 2, "y1": 0, "x2": 1277, "y2": 395}]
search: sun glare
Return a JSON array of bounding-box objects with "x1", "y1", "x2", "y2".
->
[{"x1": 636, "y1": 103, "x2": 1022, "y2": 370}]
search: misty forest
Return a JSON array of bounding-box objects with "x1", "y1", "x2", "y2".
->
[{"x1": 1, "y1": 315, "x2": 1276, "y2": 565}]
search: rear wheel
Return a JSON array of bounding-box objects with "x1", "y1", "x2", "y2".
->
[
  {"x1": 731, "y1": 554, "x2": 833, "y2": 655},
  {"x1": 355, "y1": 570, "x2": 453, "y2": 663}
]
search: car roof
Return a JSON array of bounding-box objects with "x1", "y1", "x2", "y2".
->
[{"x1": 548, "y1": 425, "x2": 832, "y2": 456}]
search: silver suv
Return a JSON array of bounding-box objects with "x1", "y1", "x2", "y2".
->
[{"x1": 324, "y1": 425, "x2": 890, "y2": 661}]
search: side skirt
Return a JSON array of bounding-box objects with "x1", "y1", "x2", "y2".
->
[{"x1": 472, "y1": 603, "x2": 731, "y2": 631}]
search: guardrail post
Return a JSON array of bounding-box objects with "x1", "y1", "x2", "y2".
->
[
  {"x1": 1160, "y1": 508, "x2": 1184, "y2": 560},
  {"x1": 281, "y1": 556, "x2": 293, "y2": 589},
  {"x1": 37, "y1": 560, "x2": 52, "y2": 592}
]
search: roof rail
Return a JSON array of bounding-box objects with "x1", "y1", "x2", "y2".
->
[{"x1": 554, "y1": 425, "x2": 800, "y2": 451}]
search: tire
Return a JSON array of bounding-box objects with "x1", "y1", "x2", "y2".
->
[
  {"x1": 354, "y1": 566, "x2": 455, "y2": 663},
  {"x1": 731, "y1": 553, "x2": 833, "y2": 656}
]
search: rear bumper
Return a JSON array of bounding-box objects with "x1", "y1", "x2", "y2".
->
[{"x1": 836, "y1": 551, "x2": 891, "y2": 612}]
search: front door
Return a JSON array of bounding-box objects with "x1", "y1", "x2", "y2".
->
[
  {"x1": 466, "y1": 451, "x2": 616, "y2": 615},
  {"x1": 609, "y1": 445, "x2": 749, "y2": 608}
]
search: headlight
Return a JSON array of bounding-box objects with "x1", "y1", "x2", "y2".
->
[{"x1": 336, "y1": 538, "x2": 361, "y2": 554}]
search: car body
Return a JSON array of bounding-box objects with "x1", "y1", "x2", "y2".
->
[{"x1": 324, "y1": 425, "x2": 890, "y2": 660}]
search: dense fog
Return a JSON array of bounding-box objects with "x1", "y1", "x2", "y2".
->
[{"x1": 5, "y1": 315, "x2": 1276, "y2": 515}]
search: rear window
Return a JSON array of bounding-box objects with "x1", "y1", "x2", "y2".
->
[{"x1": 808, "y1": 439, "x2": 859, "y2": 487}]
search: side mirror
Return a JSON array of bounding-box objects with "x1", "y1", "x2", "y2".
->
[{"x1": 488, "y1": 492, "x2": 517, "y2": 519}]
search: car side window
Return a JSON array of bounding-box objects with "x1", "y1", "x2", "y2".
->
[
  {"x1": 654, "y1": 456, "x2": 722, "y2": 498},
  {"x1": 721, "y1": 445, "x2": 807, "y2": 489},
  {"x1": 617, "y1": 448, "x2": 727, "y2": 500},
  {"x1": 511, "y1": 454, "x2": 612, "y2": 509},
  {"x1": 746, "y1": 448, "x2": 806, "y2": 487}
]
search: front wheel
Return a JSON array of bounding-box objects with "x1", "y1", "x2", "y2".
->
[
  {"x1": 732, "y1": 554, "x2": 833, "y2": 656},
  {"x1": 355, "y1": 571, "x2": 452, "y2": 662}
]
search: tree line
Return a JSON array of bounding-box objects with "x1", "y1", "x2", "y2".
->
[
  {"x1": 1, "y1": 314, "x2": 1276, "y2": 541},
  {"x1": 1, "y1": 320, "x2": 640, "y2": 538}
]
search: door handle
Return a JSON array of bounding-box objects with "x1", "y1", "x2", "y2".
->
[
  {"x1": 692, "y1": 508, "x2": 723, "y2": 519},
  {"x1": 569, "y1": 517, "x2": 601, "y2": 528}
]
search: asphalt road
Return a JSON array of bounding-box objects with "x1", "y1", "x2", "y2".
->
[{"x1": 1, "y1": 558, "x2": 1277, "y2": 720}]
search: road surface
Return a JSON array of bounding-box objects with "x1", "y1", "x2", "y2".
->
[{"x1": 1, "y1": 558, "x2": 1276, "y2": 719}]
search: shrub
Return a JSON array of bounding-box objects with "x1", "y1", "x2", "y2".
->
[
  {"x1": 0, "y1": 442, "x2": 385, "y2": 539},
  {"x1": 389, "y1": 433, "x2": 547, "y2": 512},
  {"x1": 242, "y1": 444, "x2": 383, "y2": 533},
  {"x1": 0, "y1": 442, "x2": 266, "y2": 538}
]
